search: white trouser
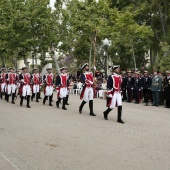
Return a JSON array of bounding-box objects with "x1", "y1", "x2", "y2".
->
[
  {"x1": 60, "y1": 87, "x2": 68, "y2": 98},
  {"x1": 110, "y1": 92, "x2": 122, "y2": 109},
  {"x1": 33, "y1": 84, "x2": 40, "y2": 93},
  {"x1": 7, "y1": 84, "x2": 16, "y2": 94},
  {"x1": 22, "y1": 85, "x2": 31, "y2": 97},
  {"x1": 83, "y1": 87, "x2": 93, "y2": 102},
  {"x1": 45, "y1": 86, "x2": 53, "y2": 96},
  {"x1": 1, "y1": 83, "x2": 6, "y2": 92},
  {"x1": 67, "y1": 88, "x2": 70, "y2": 95}
]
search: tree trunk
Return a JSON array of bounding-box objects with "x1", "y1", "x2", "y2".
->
[{"x1": 52, "y1": 54, "x2": 60, "y2": 74}]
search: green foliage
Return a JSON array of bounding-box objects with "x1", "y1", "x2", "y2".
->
[{"x1": 0, "y1": 0, "x2": 170, "y2": 72}]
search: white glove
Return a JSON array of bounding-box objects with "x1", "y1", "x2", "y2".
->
[
  {"x1": 108, "y1": 94, "x2": 112, "y2": 98},
  {"x1": 89, "y1": 81, "x2": 93, "y2": 85},
  {"x1": 131, "y1": 88, "x2": 133, "y2": 90}
]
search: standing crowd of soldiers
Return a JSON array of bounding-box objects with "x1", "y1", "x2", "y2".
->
[
  {"x1": 0, "y1": 64, "x2": 170, "y2": 125},
  {"x1": 121, "y1": 70, "x2": 170, "y2": 108}
]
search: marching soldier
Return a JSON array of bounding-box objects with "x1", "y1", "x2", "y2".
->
[
  {"x1": 65, "y1": 67, "x2": 70, "y2": 105},
  {"x1": 142, "y1": 71, "x2": 151, "y2": 105},
  {"x1": 151, "y1": 71, "x2": 162, "y2": 107},
  {"x1": 0, "y1": 68, "x2": 7, "y2": 99},
  {"x1": 126, "y1": 70, "x2": 134, "y2": 102},
  {"x1": 56, "y1": 67, "x2": 68, "y2": 110},
  {"x1": 133, "y1": 72, "x2": 142, "y2": 104},
  {"x1": 19, "y1": 67, "x2": 31, "y2": 108},
  {"x1": 79, "y1": 63, "x2": 96, "y2": 116},
  {"x1": 164, "y1": 71, "x2": 170, "y2": 108},
  {"x1": 43, "y1": 68, "x2": 54, "y2": 106},
  {"x1": 103, "y1": 66, "x2": 124, "y2": 123},
  {"x1": 5, "y1": 67, "x2": 18, "y2": 104},
  {"x1": 31, "y1": 68, "x2": 41, "y2": 102}
]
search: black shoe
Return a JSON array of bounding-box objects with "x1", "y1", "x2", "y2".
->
[
  {"x1": 62, "y1": 107, "x2": 67, "y2": 110},
  {"x1": 12, "y1": 101, "x2": 15, "y2": 104},
  {"x1": 152, "y1": 104, "x2": 156, "y2": 106},
  {"x1": 65, "y1": 103, "x2": 69, "y2": 105},
  {"x1": 103, "y1": 111, "x2": 108, "y2": 120},
  {"x1": 36, "y1": 100, "x2": 39, "y2": 103},
  {"x1": 117, "y1": 119, "x2": 124, "y2": 124},
  {"x1": 56, "y1": 101, "x2": 59, "y2": 108},
  {"x1": 39, "y1": 97, "x2": 42, "y2": 99},
  {"x1": 49, "y1": 104, "x2": 53, "y2": 106},
  {"x1": 156, "y1": 105, "x2": 159, "y2": 107},
  {"x1": 27, "y1": 106, "x2": 31, "y2": 108},
  {"x1": 90, "y1": 113, "x2": 96, "y2": 116}
]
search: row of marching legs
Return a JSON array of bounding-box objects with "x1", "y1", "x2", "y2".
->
[
  {"x1": 0, "y1": 92, "x2": 16, "y2": 104},
  {"x1": 43, "y1": 94, "x2": 69, "y2": 110}
]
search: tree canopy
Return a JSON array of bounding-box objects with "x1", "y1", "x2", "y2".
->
[{"x1": 0, "y1": 0, "x2": 170, "y2": 72}]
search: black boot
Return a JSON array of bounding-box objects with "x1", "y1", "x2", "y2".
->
[
  {"x1": 56, "y1": 98, "x2": 61, "y2": 108},
  {"x1": 0, "y1": 93, "x2": 2, "y2": 99},
  {"x1": 89, "y1": 100, "x2": 96, "y2": 116},
  {"x1": 27, "y1": 95, "x2": 31, "y2": 108},
  {"x1": 36, "y1": 93, "x2": 39, "y2": 102},
  {"x1": 51, "y1": 93, "x2": 53, "y2": 102},
  {"x1": 12, "y1": 93, "x2": 15, "y2": 104},
  {"x1": 6, "y1": 94, "x2": 9, "y2": 102},
  {"x1": 65, "y1": 95, "x2": 69, "y2": 105},
  {"x1": 49, "y1": 95, "x2": 53, "y2": 106},
  {"x1": 103, "y1": 108, "x2": 112, "y2": 120},
  {"x1": 5, "y1": 93, "x2": 7, "y2": 101},
  {"x1": 79, "y1": 100, "x2": 86, "y2": 114},
  {"x1": 43, "y1": 96, "x2": 47, "y2": 105},
  {"x1": 117, "y1": 106, "x2": 124, "y2": 124},
  {"x1": 62, "y1": 98, "x2": 67, "y2": 110},
  {"x1": 20, "y1": 96, "x2": 24, "y2": 106},
  {"x1": 31, "y1": 93, "x2": 35, "y2": 101}
]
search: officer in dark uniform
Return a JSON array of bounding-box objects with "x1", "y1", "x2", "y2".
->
[
  {"x1": 164, "y1": 71, "x2": 170, "y2": 108},
  {"x1": 126, "y1": 70, "x2": 134, "y2": 102},
  {"x1": 121, "y1": 71, "x2": 127, "y2": 101},
  {"x1": 142, "y1": 71, "x2": 151, "y2": 104},
  {"x1": 151, "y1": 71, "x2": 162, "y2": 106},
  {"x1": 133, "y1": 72, "x2": 142, "y2": 103}
]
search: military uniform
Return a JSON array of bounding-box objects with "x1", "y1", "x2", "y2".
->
[
  {"x1": 31, "y1": 69, "x2": 41, "y2": 102},
  {"x1": 126, "y1": 72, "x2": 134, "y2": 102},
  {"x1": 142, "y1": 72, "x2": 151, "y2": 103},
  {"x1": 43, "y1": 68, "x2": 54, "y2": 106},
  {"x1": 56, "y1": 67, "x2": 68, "y2": 110},
  {"x1": 79, "y1": 63, "x2": 96, "y2": 116},
  {"x1": 19, "y1": 67, "x2": 31, "y2": 108},
  {"x1": 65, "y1": 67, "x2": 70, "y2": 105},
  {"x1": 164, "y1": 72, "x2": 170, "y2": 108},
  {"x1": 5, "y1": 68, "x2": 18, "y2": 103},
  {"x1": 133, "y1": 73, "x2": 142, "y2": 104},
  {"x1": 0, "y1": 68, "x2": 6, "y2": 99},
  {"x1": 151, "y1": 74, "x2": 162, "y2": 106},
  {"x1": 121, "y1": 74, "x2": 127, "y2": 101},
  {"x1": 103, "y1": 66, "x2": 124, "y2": 124}
]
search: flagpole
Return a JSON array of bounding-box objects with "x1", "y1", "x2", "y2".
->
[{"x1": 93, "y1": 29, "x2": 97, "y2": 76}]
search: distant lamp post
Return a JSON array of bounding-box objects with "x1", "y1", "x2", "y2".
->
[{"x1": 102, "y1": 38, "x2": 110, "y2": 80}]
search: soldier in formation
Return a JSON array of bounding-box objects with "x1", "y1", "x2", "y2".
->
[{"x1": 79, "y1": 63, "x2": 96, "y2": 116}]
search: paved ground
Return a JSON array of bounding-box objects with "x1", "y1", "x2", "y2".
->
[{"x1": 0, "y1": 93, "x2": 170, "y2": 170}]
